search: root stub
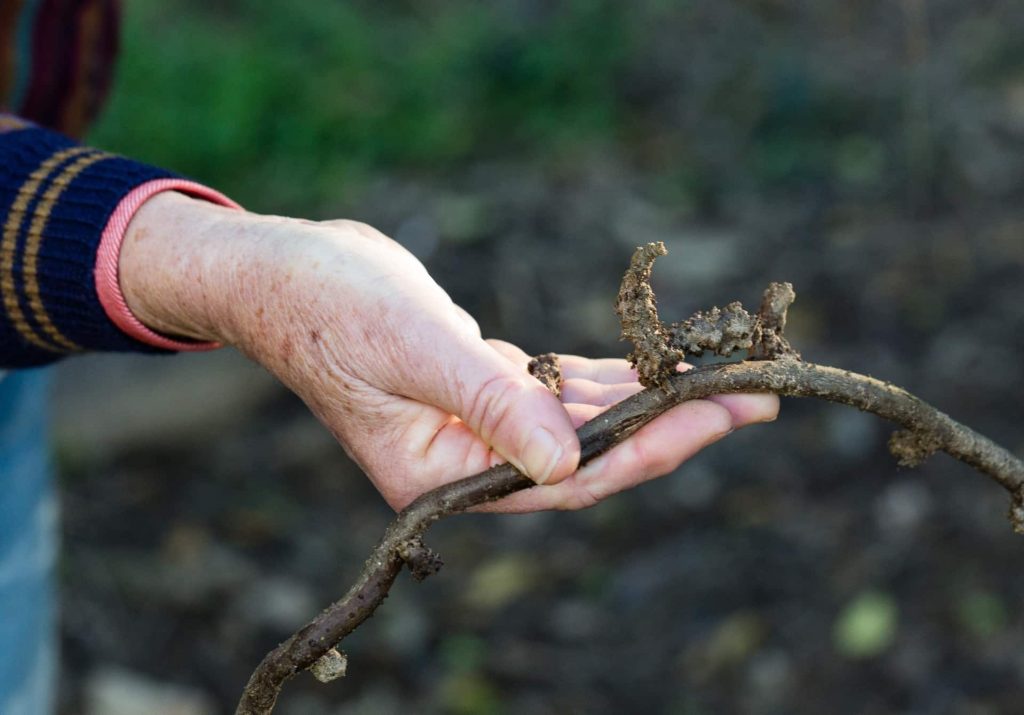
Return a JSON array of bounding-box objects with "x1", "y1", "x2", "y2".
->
[{"x1": 309, "y1": 649, "x2": 347, "y2": 683}]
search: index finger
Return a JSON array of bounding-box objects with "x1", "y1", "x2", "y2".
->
[{"x1": 557, "y1": 355, "x2": 653, "y2": 385}]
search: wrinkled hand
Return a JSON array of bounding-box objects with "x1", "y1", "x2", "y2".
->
[{"x1": 120, "y1": 192, "x2": 779, "y2": 511}]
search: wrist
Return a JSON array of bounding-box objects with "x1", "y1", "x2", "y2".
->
[{"x1": 116, "y1": 189, "x2": 252, "y2": 345}]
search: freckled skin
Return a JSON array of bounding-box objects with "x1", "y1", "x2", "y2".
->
[
  {"x1": 117, "y1": 192, "x2": 779, "y2": 512},
  {"x1": 279, "y1": 337, "x2": 293, "y2": 364}
]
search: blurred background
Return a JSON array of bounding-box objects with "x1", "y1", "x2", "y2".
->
[{"x1": 54, "y1": 0, "x2": 1024, "y2": 713}]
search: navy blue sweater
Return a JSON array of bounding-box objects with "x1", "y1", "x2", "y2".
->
[{"x1": 1, "y1": 1, "x2": 217, "y2": 368}]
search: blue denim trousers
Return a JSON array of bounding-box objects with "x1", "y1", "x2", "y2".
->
[{"x1": 0, "y1": 369, "x2": 57, "y2": 715}]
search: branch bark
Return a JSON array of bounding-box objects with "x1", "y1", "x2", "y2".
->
[
  {"x1": 236, "y1": 359, "x2": 1024, "y2": 714},
  {"x1": 235, "y1": 245, "x2": 1024, "y2": 715}
]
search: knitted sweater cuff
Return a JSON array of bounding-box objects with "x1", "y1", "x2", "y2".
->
[
  {"x1": 95, "y1": 179, "x2": 242, "y2": 351},
  {"x1": 0, "y1": 123, "x2": 236, "y2": 367}
]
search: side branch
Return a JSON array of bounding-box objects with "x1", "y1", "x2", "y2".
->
[{"x1": 236, "y1": 359, "x2": 1024, "y2": 715}]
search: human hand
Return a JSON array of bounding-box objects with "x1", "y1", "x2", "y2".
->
[{"x1": 118, "y1": 192, "x2": 779, "y2": 511}]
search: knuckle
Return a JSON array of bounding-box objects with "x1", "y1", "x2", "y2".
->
[
  {"x1": 455, "y1": 305, "x2": 481, "y2": 337},
  {"x1": 336, "y1": 218, "x2": 371, "y2": 233},
  {"x1": 319, "y1": 218, "x2": 362, "y2": 233},
  {"x1": 325, "y1": 219, "x2": 391, "y2": 245},
  {"x1": 565, "y1": 479, "x2": 602, "y2": 511},
  {"x1": 628, "y1": 438, "x2": 655, "y2": 483},
  {"x1": 466, "y1": 374, "x2": 524, "y2": 444},
  {"x1": 559, "y1": 378, "x2": 590, "y2": 404}
]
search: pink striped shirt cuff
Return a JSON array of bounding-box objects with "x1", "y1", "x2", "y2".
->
[{"x1": 95, "y1": 179, "x2": 243, "y2": 351}]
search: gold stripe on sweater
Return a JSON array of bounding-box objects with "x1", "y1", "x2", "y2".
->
[
  {"x1": 22, "y1": 151, "x2": 112, "y2": 352},
  {"x1": 0, "y1": 145, "x2": 94, "y2": 351},
  {"x1": 0, "y1": 114, "x2": 31, "y2": 134}
]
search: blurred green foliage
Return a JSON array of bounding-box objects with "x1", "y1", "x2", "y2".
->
[
  {"x1": 439, "y1": 632, "x2": 490, "y2": 674},
  {"x1": 833, "y1": 590, "x2": 899, "y2": 659},
  {"x1": 89, "y1": 1, "x2": 1024, "y2": 218},
  {"x1": 955, "y1": 588, "x2": 1009, "y2": 640},
  {"x1": 91, "y1": 0, "x2": 631, "y2": 211},
  {"x1": 438, "y1": 634, "x2": 504, "y2": 714}
]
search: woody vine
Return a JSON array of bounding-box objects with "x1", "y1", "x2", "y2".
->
[{"x1": 235, "y1": 242, "x2": 1024, "y2": 715}]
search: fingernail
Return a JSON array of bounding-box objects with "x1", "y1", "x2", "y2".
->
[{"x1": 522, "y1": 426, "x2": 564, "y2": 484}]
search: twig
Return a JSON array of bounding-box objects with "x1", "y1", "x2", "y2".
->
[{"x1": 236, "y1": 244, "x2": 1024, "y2": 715}]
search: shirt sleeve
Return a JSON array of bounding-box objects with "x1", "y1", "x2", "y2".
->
[{"x1": 0, "y1": 117, "x2": 239, "y2": 368}]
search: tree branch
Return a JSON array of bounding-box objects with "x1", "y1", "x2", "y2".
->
[{"x1": 235, "y1": 245, "x2": 1024, "y2": 715}]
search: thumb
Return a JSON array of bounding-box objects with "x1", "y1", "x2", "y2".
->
[{"x1": 407, "y1": 334, "x2": 580, "y2": 484}]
